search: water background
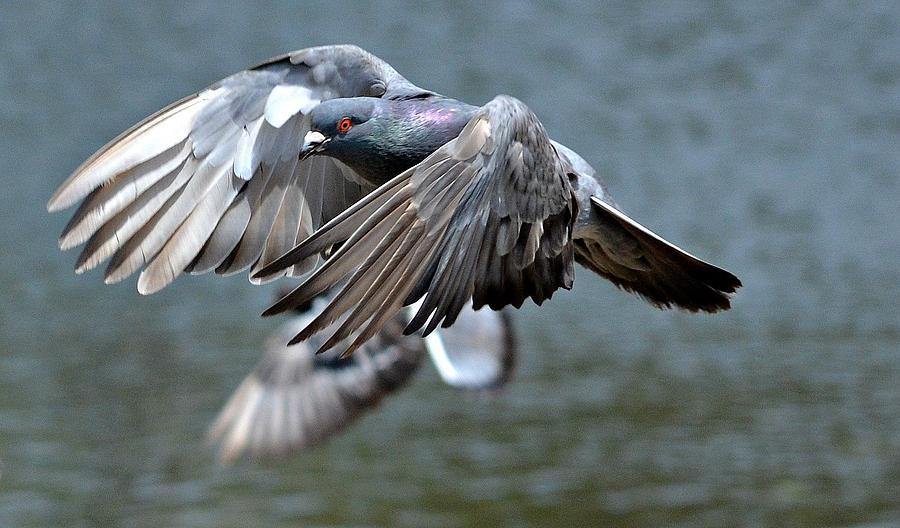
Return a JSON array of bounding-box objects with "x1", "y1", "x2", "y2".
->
[{"x1": 1, "y1": 1, "x2": 899, "y2": 526}]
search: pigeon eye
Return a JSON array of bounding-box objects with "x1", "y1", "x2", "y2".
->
[{"x1": 337, "y1": 117, "x2": 353, "y2": 134}]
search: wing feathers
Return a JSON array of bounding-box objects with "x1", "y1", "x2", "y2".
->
[
  {"x1": 75, "y1": 156, "x2": 196, "y2": 275},
  {"x1": 208, "y1": 309, "x2": 424, "y2": 463},
  {"x1": 48, "y1": 93, "x2": 211, "y2": 212},
  {"x1": 254, "y1": 170, "x2": 411, "y2": 278},
  {"x1": 264, "y1": 84, "x2": 319, "y2": 127},
  {"x1": 576, "y1": 196, "x2": 741, "y2": 312},
  {"x1": 59, "y1": 141, "x2": 192, "y2": 250},
  {"x1": 254, "y1": 153, "x2": 326, "y2": 281},
  {"x1": 187, "y1": 192, "x2": 253, "y2": 275},
  {"x1": 51, "y1": 45, "x2": 391, "y2": 291},
  {"x1": 261, "y1": 96, "x2": 577, "y2": 356},
  {"x1": 138, "y1": 170, "x2": 243, "y2": 294},
  {"x1": 314, "y1": 216, "x2": 426, "y2": 354},
  {"x1": 104, "y1": 159, "x2": 228, "y2": 285},
  {"x1": 264, "y1": 202, "x2": 409, "y2": 317}
]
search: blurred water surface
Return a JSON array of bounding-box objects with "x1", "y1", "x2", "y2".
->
[{"x1": 1, "y1": 1, "x2": 899, "y2": 526}]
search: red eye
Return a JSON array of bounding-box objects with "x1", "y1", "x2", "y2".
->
[{"x1": 337, "y1": 117, "x2": 353, "y2": 133}]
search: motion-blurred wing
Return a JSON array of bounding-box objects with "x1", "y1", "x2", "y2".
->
[
  {"x1": 258, "y1": 95, "x2": 577, "y2": 357},
  {"x1": 208, "y1": 311, "x2": 422, "y2": 463},
  {"x1": 48, "y1": 45, "x2": 430, "y2": 293},
  {"x1": 422, "y1": 305, "x2": 516, "y2": 390}
]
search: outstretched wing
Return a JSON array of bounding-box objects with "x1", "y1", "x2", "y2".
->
[
  {"x1": 48, "y1": 45, "x2": 430, "y2": 293},
  {"x1": 258, "y1": 95, "x2": 577, "y2": 357}
]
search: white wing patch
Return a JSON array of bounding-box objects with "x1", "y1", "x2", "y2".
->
[
  {"x1": 233, "y1": 118, "x2": 264, "y2": 180},
  {"x1": 264, "y1": 84, "x2": 319, "y2": 128}
]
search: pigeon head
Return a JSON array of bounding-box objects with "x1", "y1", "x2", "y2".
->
[
  {"x1": 300, "y1": 98, "x2": 380, "y2": 161},
  {"x1": 300, "y1": 97, "x2": 477, "y2": 184}
]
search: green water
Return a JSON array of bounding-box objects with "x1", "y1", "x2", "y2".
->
[{"x1": 2, "y1": 1, "x2": 899, "y2": 526}]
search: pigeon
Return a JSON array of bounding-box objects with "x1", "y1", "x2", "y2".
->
[
  {"x1": 48, "y1": 45, "x2": 741, "y2": 357},
  {"x1": 209, "y1": 295, "x2": 515, "y2": 463}
]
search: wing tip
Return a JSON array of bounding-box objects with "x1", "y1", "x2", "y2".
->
[
  {"x1": 48, "y1": 176, "x2": 92, "y2": 212},
  {"x1": 47, "y1": 188, "x2": 75, "y2": 213},
  {"x1": 261, "y1": 303, "x2": 285, "y2": 318},
  {"x1": 252, "y1": 247, "x2": 307, "y2": 280},
  {"x1": 59, "y1": 236, "x2": 76, "y2": 251},
  {"x1": 287, "y1": 329, "x2": 314, "y2": 346},
  {"x1": 251, "y1": 257, "x2": 289, "y2": 281},
  {"x1": 588, "y1": 193, "x2": 742, "y2": 312}
]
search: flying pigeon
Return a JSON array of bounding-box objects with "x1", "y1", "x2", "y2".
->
[
  {"x1": 209, "y1": 296, "x2": 515, "y2": 463},
  {"x1": 48, "y1": 45, "x2": 741, "y2": 356}
]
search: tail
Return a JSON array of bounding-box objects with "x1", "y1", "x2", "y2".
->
[{"x1": 576, "y1": 196, "x2": 741, "y2": 313}]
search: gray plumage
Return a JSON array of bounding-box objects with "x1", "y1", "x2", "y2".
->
[
  {"x1": 49, "y1": 45, "x2": 404, "y2": 292},
  {"x1": 208, "y1": 299, "x2": 515, "y2": 463},
  {"x1": 49, "y1": 44, "x2": 741, "y2": 357},
  {"x1": 261, "y1": 96, "x2": 578, "y2": 356}
]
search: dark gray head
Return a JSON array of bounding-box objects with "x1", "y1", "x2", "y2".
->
[
  {"x1": 299, "y1": 96, "x2": 477, "y2": 184},
  {"x1": 299, "y1": 98, "x2": 381, "y2": 162}
]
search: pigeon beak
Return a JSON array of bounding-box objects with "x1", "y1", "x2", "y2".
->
[{"x1": 299, "y1": 131, "x2": 329, "y2": 160}]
